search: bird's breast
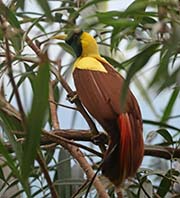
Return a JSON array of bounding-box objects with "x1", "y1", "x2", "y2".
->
[
  {"x1": 73, "y1": 56, "x2": 107, "y2": 73},
  {"x1": 73, "y1": 68, "x2": 122, "y2": 132}
]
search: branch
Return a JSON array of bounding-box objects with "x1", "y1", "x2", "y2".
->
[
  {"x1": 49, "y1": 81, "x2": 60, "y2": 129},
  {"x1": 4, "y1": 128, "x2": 180, "y2": 160},
  {"x1": 36, "y1": 152, "x2": 58, "y2": 198},
  {"x1": 144, "y1": 144, "x2": 180, "y2": 160},
  {"x1": 0, "y1": 16, "x2": 27, "y2": 132},
  {"x1": 42, "y1": 131, "x2": 109, "y2": 198},
  {"x1": 48, "y1": 77, "x2": 108, "y2": 197}
]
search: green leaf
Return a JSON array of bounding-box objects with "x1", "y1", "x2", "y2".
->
[
  {"x1": 10, "y1": 33, "x2": 23, "y2": 53},
  {"x1": 161, "y1": 88, "x2": 179, "y2": 122},
  {"x1": 57, "y1": 42, "x2": 76, "y2": 57},
  {"x1": 156, "y1": 129, "x2": 173, "y2": 144},
  {"x1": 103, "y1": 56, "x2": 124, "y2": 70},
  {"x1": 17, "y1": 0, "x2": 25, "y2": 10},
  {"x1": 134, "y1": 77, "x2": 159, "y2": 117},
  {"x1": 150, "y1": 47, "x2": 171, "y2": 88},
  {"x1": 0, "y1": 166, "x2": 5, "y2": 182},
  {"x1": 22, "y1": 60, "x2": 50, "y2": 180},
  {"x1": 157, "y1": 169, "x2": 179, "y2": 197},
  {"x1": 0, "y1": 4, "x2": 20, "y2": 28},
  {"x1": 0, "y1": 103, "x2": 23, "y2": 166},
  {"x1": 0, "y1": 4, "x2": 22, "y2": 52},
  {"x1": 121, "y1": 43, "x2": 159, "y2": 105},
  {"x1": 126, "y1": 0, "x2": 148, "y2": 13},
  {"x1": 0, "y1": 140, "x2": 30, "y2": 195},
  {"x1": 0, "y1": 140, "x2": 20, "y2": 178},
  {"x1": 139, "y1": 179, "x2": 153, "y2": 198},
  {"x1": 35, "y1": 0, "x2": 53, "y2": 21}
]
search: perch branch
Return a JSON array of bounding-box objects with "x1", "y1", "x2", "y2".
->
[
  {"x1": 48, "y1": 78, "x2": 108, "y2": 197},
  {"x1": 42, "y1": 131, "x2": 109, "y2": 198}
]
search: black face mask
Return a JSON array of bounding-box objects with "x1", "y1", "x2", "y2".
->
[{"x1": 65, "y1": 30, "x2": 83, "y2": 57}]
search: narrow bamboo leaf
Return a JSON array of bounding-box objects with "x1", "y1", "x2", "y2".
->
[
  {"x1": 58, "y1": 42, "x2": 76, "y2": 57},
  {"x1": 161, "y1": 88, "x2": 179, "y2": 122},
  {"x1": 126, "y1": 0, "x2": 148, "y2": 13},
  {"x1": 22, "y1": 60, "x2": 50, "y2": 179},
  {"x1": 0, "y1": 4, "x2": 20, "y2": 28},
  {"x1": 139, "y1": 179, "x2": 153, "y2": 198},
  {"x1": 35, "y1": 0, "x2": 53, "y2": 21},
  {"x1": 17, "y1": 0, "x2": 25, "y2": 10},
  {"x1": 150, "y1": 47, "x2": 171, "y2": 88},
  {"x1": 121, "y1": 43, "x2": 159, "y2": 105},
  {"x1": 157, "y1": 169, "x2": 179, "y2": 197},
  {"x1": 0, "y1": 4, "x2": 22, "y2": 52},
  {"x1": 10, "y1": 34, "x2": 23, "y2": 53},
  {"x1": 143, "y1": 119, "x2": 180, "y2": 132},
  {"x1": 0, "y1": 140, "x2": 20, "y2": 182},
  {"x1": 0, "y1": 111, "x2": 23, "y2": 166},
  {"x1": 156, "y1": 129, "x2": 173, "y2": 144},
  {"x1": 0, "y1": 113, "x2": 30, "y2": 196},
  {"x1": 103, "y1": 56, "x2": 124, "y2": 70},
  {"x1": 0, "y1": 167, "x2": 5, "y2": 182},
  {"x1": 126, "y1": 43, "x2": 159, "y2": 84},
  {"x1": 134, "y1": 77, "x2": 159, "y2": 117}
]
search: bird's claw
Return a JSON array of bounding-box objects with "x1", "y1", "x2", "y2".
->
[
  {"x1": 66, "y1": 92, "x2": 78, "y2": 103},
  {"x1": 92, "y1": 133, "x2": 109, "y2": 145}
]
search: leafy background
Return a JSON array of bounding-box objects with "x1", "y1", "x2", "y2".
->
[{"x1": 0, "y1": 0, "x2": 180, "y2": 197}]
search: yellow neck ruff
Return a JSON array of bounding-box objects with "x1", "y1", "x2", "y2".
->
[{"x1": 73, "y1": 32, "x2": 109, "y2": 73}]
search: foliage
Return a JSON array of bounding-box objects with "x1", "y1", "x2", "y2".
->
[{"x1": 0, "y1": 0, "x2": 179, "y2": 197}]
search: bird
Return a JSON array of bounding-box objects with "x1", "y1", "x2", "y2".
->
[{"x1": 54, "y1": 30, "x2": 144, "y2": 187}]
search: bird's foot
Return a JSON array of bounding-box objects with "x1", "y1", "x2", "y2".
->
[
  {"x1": 92, "y1": 133, "x2": 108, "y2": 145},
  {"x1": 66, "y1": 91, "x2": 78, "y2": 103}
]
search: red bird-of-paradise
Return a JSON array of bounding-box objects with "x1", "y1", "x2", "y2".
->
[{"x1": 54, "y1": 30, "x2": 144, "y2": 188}]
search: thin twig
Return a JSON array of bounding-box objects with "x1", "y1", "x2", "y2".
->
[
  {"x1": 1, "y1": 11, "x2": 60, "y2": 197},
  {"x1": 71, "y1": 180, "x2": 89, "y2": 198},
  {"x1": 42, "y1": 131, "x2": 103, "y2": 157},
  {"x1": 0, "y1": 16, "x2": 27, "y2": 132},
  {"x1": 55, "y1": 137, "x2": 109, "y2": 198},
  {"x1": 49, "y1": 81, "x2": 60, "y2": 129},
  {"x1": 49, "y1": 99, "x2": 78, "y2": 111},
  {"x1": 36, "y1": 152, "x2": 58, "y2": 198}
]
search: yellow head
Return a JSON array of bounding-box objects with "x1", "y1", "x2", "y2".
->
[{"x1": 66, "y1": 31, "x2": 99, "y2": 57}]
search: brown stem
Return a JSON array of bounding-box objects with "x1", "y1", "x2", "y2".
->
[
  {"x1": 49, "y1": 81, "x2": 60, "y2": 129},
  {"x1": 41, "y1": 131, "x2": 108, "y2": 197},
  {"x1": 43, "y1": 132, "x2": 108, "y2": 198},
  {"x1": 0, "y1": 16, "x2": 27, "y2": 132},
  {"x1": 42, "y1": 131, "x2": 103, "y2": 157},
  {"x1": 0, "y1": 9, "x2": 60, "y2": 197},
  {"x1": 25, "y1": 36, "x2": 42, "y2": 57},
  {"x1": 36, "y1": 152, "x2": 58, "y2": 198},
  {"x1": 144, "y1": 144, "x2": 178, "y2": 159}
]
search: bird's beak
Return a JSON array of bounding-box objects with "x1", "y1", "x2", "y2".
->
[{"x1": 51, "y1": 34, "x2": 67, "y2": 40}]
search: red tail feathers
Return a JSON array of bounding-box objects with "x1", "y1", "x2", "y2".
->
[
  {"x1": 102, "y1": 113, "x2": 144, "y2": 186},
  {"x1": 118, "y1": 113, "x2": 144, "y2": 184}
]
